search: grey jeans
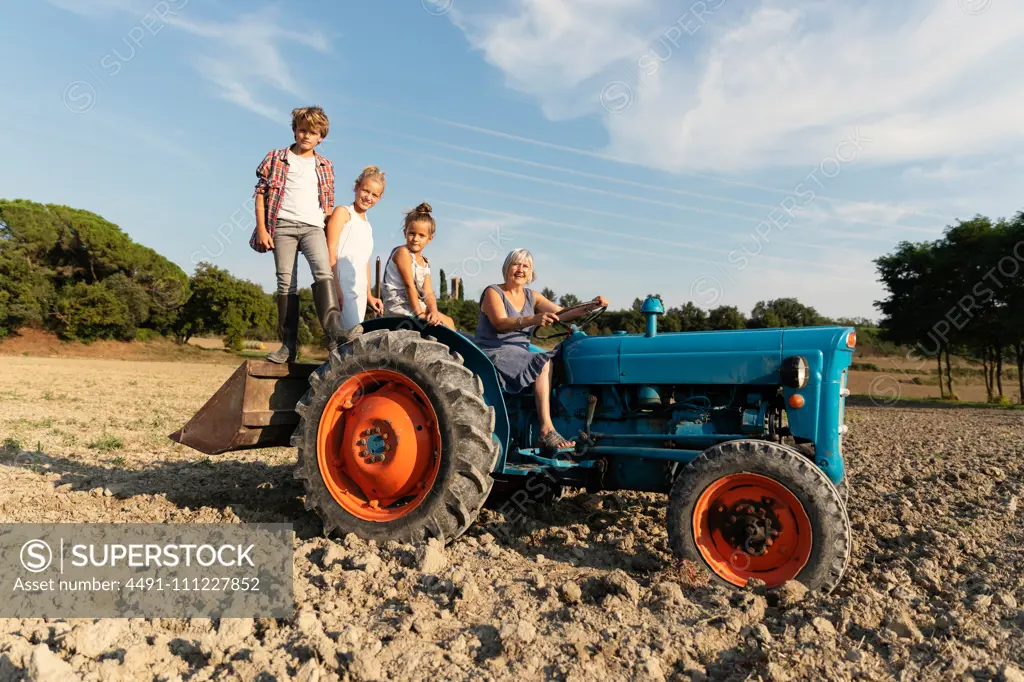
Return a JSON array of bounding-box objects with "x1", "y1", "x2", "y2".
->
[{"x1": 272, "y1": 219, "x2": 333, "y2": 295}]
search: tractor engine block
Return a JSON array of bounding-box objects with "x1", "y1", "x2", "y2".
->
[{"x1": 504, "y1": 383, "x2": 787, "y2": 493}]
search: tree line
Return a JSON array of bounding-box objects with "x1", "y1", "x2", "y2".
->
[{"x1": 875, "y1": 213, "x2": 1024, "y2": 404}]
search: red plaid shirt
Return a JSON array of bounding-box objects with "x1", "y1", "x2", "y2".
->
[{"x1": 250, "y1": 147, "x2": 335, "y2": 252}]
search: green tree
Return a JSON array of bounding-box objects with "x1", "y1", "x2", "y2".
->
[
  {"x1": 0, "y1": 199, "x2": 188, "y2": 341},
  {"x1": 0, "y1": 233, "x2": 54, "y2": 337},
  {"x1": 1007, "y1": 212, "x2": 1024, "y2": 402},
  {"x1": 875, "y1": 237, "x2": 957, "y2": 397},
  {"x1": 437, "y1": 298, "x2": 480, "y2": 333},
  {"x1": 558, "y1": 293, "x2": 580, "y2": 309},
  {"x1": 708, "y1": 305, "x2": 746, "y2": 330},
  {"x1": 658, "y1": 312, "x2": 682, "y2": 333},
  {"x1": 53, "y1": 281, "x2": 131, "y2": 342},
  {"x1": 541, "y1": 287, "x2": 556, "y2": 301},
  {"x1": 750, "y1": 298, "x2": 825, "y2": 328},
  {"x1": 439, "y1": 268, "x2": 447, "y2": 299},
  {"x1": 174, "y1": 263, "x2": 273, "y2": 350},
  {"x1": 666, "y1": 302, "x2": 710, "y2": 331},
  {"x1": 934, "y1": 216, "x2": 1006, "y2": 399}
]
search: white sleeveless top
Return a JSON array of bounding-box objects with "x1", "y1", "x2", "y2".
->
[
  {"x1": 382, "y1": 246, "x2": 430, "y2": 317},
  {"x1": 333, "y1": 205, "x2": 373, "y2": 328}
]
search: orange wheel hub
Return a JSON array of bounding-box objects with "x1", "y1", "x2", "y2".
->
[
  {"x1": 692, "y1": 473, "x2": 813, "y2": 588},
  {"x1": 316, "y1": 370, "x2": 441, "y2": 522}
]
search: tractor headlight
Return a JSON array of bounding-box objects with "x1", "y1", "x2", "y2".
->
[{"x1": 780, "y1": 356, "x2": 809, "y2": 389}]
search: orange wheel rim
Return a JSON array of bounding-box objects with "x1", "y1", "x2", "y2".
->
[
  {"x1": 692, "y1": 473, "x2": 813, "y2": 588},
  {"x1": 316, "y1": 370, "x2": 441, "y2": 522}
]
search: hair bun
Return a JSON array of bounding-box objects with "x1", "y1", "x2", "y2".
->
[{"x1": 403, "y1": 201, "x2": 436, "y2": 235}]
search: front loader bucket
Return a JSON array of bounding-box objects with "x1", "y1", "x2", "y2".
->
[{"x1": 169, "y1": 360, "x2": 320, "y2": 455}]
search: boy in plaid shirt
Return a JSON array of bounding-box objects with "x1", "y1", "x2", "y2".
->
[{"x1": 251, "y1": 106, "x2": 361, "y2": 362}]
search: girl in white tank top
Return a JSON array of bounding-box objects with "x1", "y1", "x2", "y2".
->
[
  {"x1": 381, "y1": 203, "x2": 455, "y2": 329},
  {"x1": 326, "y1": 166, "x2": 386, "y2": 327}
]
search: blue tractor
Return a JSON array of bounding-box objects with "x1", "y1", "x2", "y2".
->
[{"x1": 171, "y1": 297, "x2": 855, "y2": 592}]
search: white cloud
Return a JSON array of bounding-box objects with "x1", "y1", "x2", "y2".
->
[
  {"x1": 171, "y1": 8, "x2": 329, "y2": 122},
  {"x1": 450, "y1": 0, "x2": 1024, "y2": 173},
  {"x1": 451, "y1": 0, "x2": 652, "y2": 113},
  {"x1": 45, "y1": 1, "x2": 330, "y2": 123}
]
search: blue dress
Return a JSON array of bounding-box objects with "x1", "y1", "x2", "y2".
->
[{"x1": 474, "y1": 285, "x2": 560, "y2": 395}]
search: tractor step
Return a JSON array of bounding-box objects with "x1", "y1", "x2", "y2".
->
[{"x1": 169, "y1": 360, "x2": 319, "y2": 455}]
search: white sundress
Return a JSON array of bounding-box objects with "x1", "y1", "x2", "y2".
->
[{"x1": 333, "y1": 205, "x2": 374, "y2": 329}]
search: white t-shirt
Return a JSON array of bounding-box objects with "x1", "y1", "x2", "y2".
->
[{"x1": 276, "y1": 150, "x2": 325, "y2": 228}]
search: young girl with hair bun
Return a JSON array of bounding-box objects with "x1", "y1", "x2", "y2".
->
[
  {"x1": 381, "y1": 202, "x2": 455, "y2": 330},
  {"x1": 327, "y1": 165, "x2": 386, "y2": 328}
]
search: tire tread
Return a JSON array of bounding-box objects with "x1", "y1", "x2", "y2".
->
[{"x1": 292, "y1": 330, "x2": 499, "y2": 544}]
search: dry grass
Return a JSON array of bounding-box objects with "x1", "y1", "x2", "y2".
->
[{"x1": 0, "y1": 355, "x2": 293, "y2": 470}]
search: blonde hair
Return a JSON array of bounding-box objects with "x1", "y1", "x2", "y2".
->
[
  {"x1": 502, "y1": 248, "x2": 535, "y2": 283},
  {"x1": 403, "y1": 202, "x2": 436, "y2": 236},
  {"x1": 291, "y1": 106, "x2": 329, "y2": 138},
  {"x1": 353, "y1": 165, "x2": 386, "y2": 192}
]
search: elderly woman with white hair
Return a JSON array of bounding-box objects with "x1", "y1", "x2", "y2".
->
[{"x1": 475, "y1": 248, "x2": 608, "y2": 452}]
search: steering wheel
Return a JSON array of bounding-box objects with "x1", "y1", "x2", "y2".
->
[{"x1": 530, "y1": 300, "x2": 608, "y2": 342}]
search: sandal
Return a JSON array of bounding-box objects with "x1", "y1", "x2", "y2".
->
[{"x1": 537, "y1": 429, "x2": 575, "y2": 453}]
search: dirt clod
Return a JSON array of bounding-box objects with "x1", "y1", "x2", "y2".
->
[
  {"x1": 997, "y1": 592, "x2": 1019, "y2": 609},
  {"x1": 62, "y1": 619, "x2": 127, "y2": 659},
  {"x1": 416, "y1": 538, "x2": 447, "y2": 574},
  {"x1": 560, "y1": 581, "x2": 583, "y2": 604},
  {"x1": 775, "y1": 579, "x2": 809, "y2": 608},
  {"x1": 26, "y1": 643, "x2": 79, "y2": 682},
  {"x1": 653, "y1": 581, "x2": 685, "y2": 606},
  {"x1": 887, "y1": 611, "x2": 924, "y2": 642},
  {"x1": 1002, "y1": 663, "x2": 1024, "y2": 682},
  {"x1": 600, "y1": 569, "x2": 640, "y2": 604}
]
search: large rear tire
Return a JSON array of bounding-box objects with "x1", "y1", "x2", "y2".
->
[
  {"x1": 836, "y1": 478, "x2": 850, "y2": 508},
  {"x1": 666, "y1": 440, "x2": 852, "y2": 593},
  {"x1": 292, "y1": 329, "x2": 500, "y2": 543}
]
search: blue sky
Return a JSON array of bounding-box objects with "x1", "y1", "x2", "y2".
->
[{"x1": 2, "y1": 0, "x2": 1022, "y2": 321}]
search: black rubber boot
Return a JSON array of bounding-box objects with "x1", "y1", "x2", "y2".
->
[
  {"x1": 266, "y1": 293, "x2": 299, "y2": 363},
  {"x1": 312, "y1": 279, "x2": 362, "y2": 353}
]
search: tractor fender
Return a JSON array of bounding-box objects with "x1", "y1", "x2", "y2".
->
[{"x1": 360, "y1": 317, "x2": 510, "y2": 467}]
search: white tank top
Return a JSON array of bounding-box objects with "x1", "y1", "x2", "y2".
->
[
  {"x1": 382, "y1": 246, "x2": 430, "y2": 315},
  {"x1": 333, "y1": 205, "x2": 374, "y2": 327}
]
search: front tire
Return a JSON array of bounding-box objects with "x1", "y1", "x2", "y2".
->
[
  {"x1": 292, "y1": 329, "x2": 500, "y2": 543},
  {"x1": 666, "y1": 440, "x2": 852, "y2": 593}
]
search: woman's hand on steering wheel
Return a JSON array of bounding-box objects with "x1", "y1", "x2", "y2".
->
[
  {"x1": 534, "y1": 312, "x2": 560, "y2": 328},
  {"x1": 530, "y1": 300, "x2": 608, "y2": 341}
]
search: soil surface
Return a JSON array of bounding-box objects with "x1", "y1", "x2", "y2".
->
[{"x1": 1, "y1": 356, "x2": 1023, "y2": 681}]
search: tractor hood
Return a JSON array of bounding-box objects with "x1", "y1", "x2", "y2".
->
[{"x1": 561, "y1": 326, "x2": 853, "y2": 386}]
